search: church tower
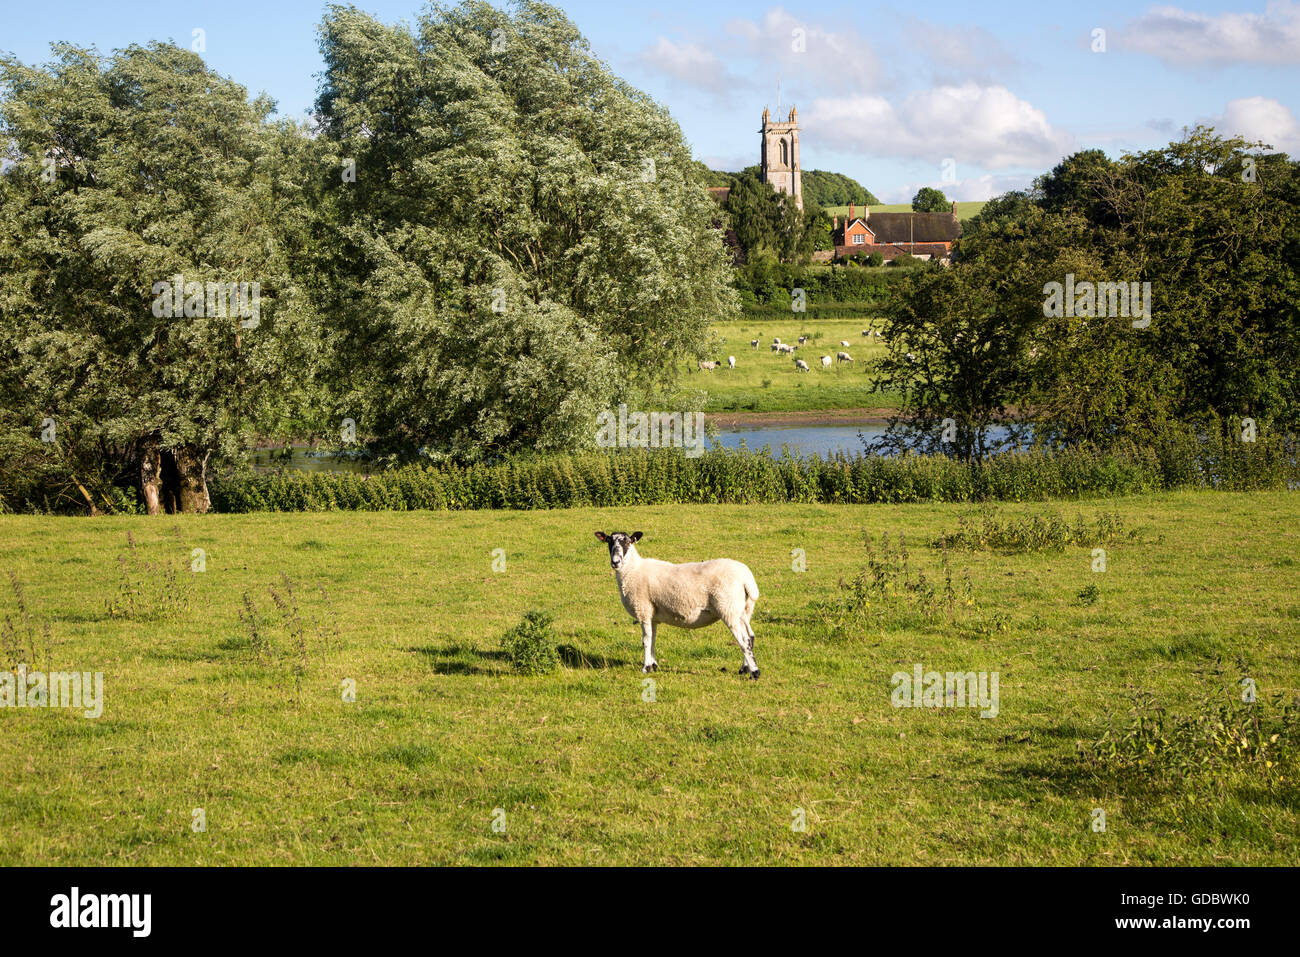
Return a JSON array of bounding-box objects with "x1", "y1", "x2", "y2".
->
[{"x1": 760, "y1": 105, "x2": 802, "y2": 210}]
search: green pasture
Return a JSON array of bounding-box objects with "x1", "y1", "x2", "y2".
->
[
  {"x1": 683, "y1": 318, "x2": 896, "y2": 414},
  {"x1": 1, "y1": 492, "x2": 1298, "y2": 864}
]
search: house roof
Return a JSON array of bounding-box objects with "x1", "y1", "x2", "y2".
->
[
  {"x1": 866, "y1": 212, "x2": 961, "y2": 244},
  {"x1": 705, "y1": 186, "x2": 731, "y2": 204}
]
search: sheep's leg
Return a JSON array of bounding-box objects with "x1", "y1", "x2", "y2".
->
[
  {"x1": 726, "y1": 618, "x2": 759, "y2": 679},
  {"x1": 640, "y1": 620, "x2": 657, "y2": 673}
]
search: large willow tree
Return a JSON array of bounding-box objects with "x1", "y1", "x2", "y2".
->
[
  {"x1": 0, "y1": 43, "x2": 318, "y2": 512},
  {"x1": 308, "y1": 1, "x2": 737, "y2": 459}
]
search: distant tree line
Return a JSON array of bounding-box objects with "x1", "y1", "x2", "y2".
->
[
  {"x1": 874, "y1": 129, "x2": 1300, "y2": 460},
  {"x1": 0, "y1": 2, "x2": 738, "y2": 513}
]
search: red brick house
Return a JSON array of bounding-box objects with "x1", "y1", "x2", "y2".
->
[{"x1": 831, "y1": 201, "x2": 962, "y2": 261}]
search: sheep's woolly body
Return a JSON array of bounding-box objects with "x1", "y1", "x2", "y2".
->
[
  {"x1": 614, "y1": 552, "x2": 758, "y2": 630},
  {"x1": 602, "y1": 538, "x2": 763, "y2": 678}
]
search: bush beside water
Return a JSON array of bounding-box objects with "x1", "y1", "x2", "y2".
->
[{"x1": 206, "y1": 430, "x2": 1296, "y2": 513}]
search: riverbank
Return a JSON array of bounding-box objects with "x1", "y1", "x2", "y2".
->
[{"x1": 709, "y1": 407, "x2": 896, "y2": 428}]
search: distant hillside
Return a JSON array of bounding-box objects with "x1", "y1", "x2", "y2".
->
[
  {"x1": 801, "y1": 170, "x2": 879, "y2": 208},
  {"x1": 825, "y1": 201, "x2": 988, "y2": 223},
  {"x1": 693, "y1": 162, "x2": 878, "y2": 208}
]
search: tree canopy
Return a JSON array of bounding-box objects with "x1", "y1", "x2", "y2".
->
[
  {"x1": 875, "y1": 128, "x2": 1299, "y2": 458},
  {"x1": 307, "y1": 0, "x2": 737, "y2": 461},
  {"x1": 0, "y1": 41, "x2": 319, "y2": 512},
  {"x1": 802, "y1": 169, "x2": 879, "y2": 207},
  {"x1": 911, "y1": 186, "x2": 951, "y2": 213}
]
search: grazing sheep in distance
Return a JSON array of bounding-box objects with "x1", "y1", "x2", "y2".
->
[
  {"x1": 798, "y1": 335, "x2": 808, "y2": 344},
  {"x1": 594, "y1": 531, "x2": 762, "y2": 679},
  {"x1": 777, "y1": 343, "x2": 795, "y2": 354},
  {"x1": 821, "y1": 355, "x2": 832, "y2": 368},
  {"x1": 794, "y1": 358, "x2": 809, "y2": 372},
  {"x1": 836, "y1": 351, "x2": 853, "y2": 363},
  {"x1": 840, "y1": 340, "x2": 850, "y2": 347},
  {"x1": 751, "y1": 339, "x2": 759, "y2": 349},
  {"x1": 698, "y1": 359, "x2": 718, "y2": 371},
  {"x1": 727, "y1": 355, "x2": 735, "y2": 369},
  {"x1": 862, "y1": 329, "x2": 870, "y2": 337},
  {"x1": 770, "y1": 342, "x2": 780, "y2": 352}
]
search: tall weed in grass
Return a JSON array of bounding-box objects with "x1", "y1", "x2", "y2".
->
[
  {"x1": 814, "y1": 531, "x2": 984, "y2": 634},
  {"x1": 105, "y1": 528, "x2": 194, "y2": 620},
  {"x1": 932, "y1": 508, "x2": 1135, "y2": 553},
  {"x1": 234, "y1": 572, "x2": 341, "y2": 690},
  {"x1": 1085, "y1": 666, "x2": 1300, "y2": 799},
  {"x1": 0, "y1": 571, "x2": 57, "y2": 673}
]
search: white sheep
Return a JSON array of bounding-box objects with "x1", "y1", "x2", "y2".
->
[
  {"x1": 862, "y1": 329, "x2": 870, "y2": 337},
  {"x1": 797, "y1": 335, "x2": 808, "y2": 344},
  {"x1": 777, "y1": 343, "x2": 795, "y2": 354},
  {"x1": 836, "y1": 351, "x2": 853, "y2": 363},
  {"x1": 727, "y1": 355, "x2": 736, "y2": 369},
  {"x1": 595, "y1": 531, "x2": 762, "y2": 678},
  {"x1": 794, "y1": 358, "x2": 809, "y2": 372},
  {"x1": 751, "y1": 339, "x2": 759, "y2": 349},
  {"x1": 698, "y1": 359, "x2": 718, "y2": 371},
  {"x1": 840, "y1": 340, "x2": 850, "y2": 347},
  {"x1": 821, "y1": 355, "x2": 833, "y2": 368},
  {"x1": 770, "y1": 342, "x2": 780, "y2": 352}
]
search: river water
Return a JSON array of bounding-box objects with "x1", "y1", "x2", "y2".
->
[{"x1": 248, "y1": 423, "x2": 1022, "y2": 472}]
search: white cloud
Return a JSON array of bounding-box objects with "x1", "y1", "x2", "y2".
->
[
  {"x1": 1120, "y1": 2, "x2": 1300, "y2": 66},
  {"x1": 1210, "y1": 96, "x2": 1300, "y2": 153},
  {"x1": 637, "y1": 37, "x2": 742, "y2": 93},
  {"x1": 635, "y1": 7, "x2": 882, "y2": 100},
  {"x1": 804, "y1": 84, "x2": 1075, "y2": 170},
  {"x1": 725, "y1": 7, "x2": 882, "y2": 93},
  {"x1": 900, "y1": 17, "x2": 1023, "y2": 82}
]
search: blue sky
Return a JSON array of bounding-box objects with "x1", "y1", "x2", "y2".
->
[{"x1": 4, "y1": 1, "x2": 1298, "y2": 201}]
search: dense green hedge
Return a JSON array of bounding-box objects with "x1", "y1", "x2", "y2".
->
[
  {"x1": 739, "y1": 301, "x2": 883, "y2": 321},
  {"x1": 734, "y1": 261, "x2": 919, "y2": 311},
  {"x1": 208, "y1": 434, "x2": 1296, "y2": 513}
]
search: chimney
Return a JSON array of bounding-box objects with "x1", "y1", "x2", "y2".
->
[
  {"x1": 951, "y1": 200, "x2": 957, "y2": 215},
  {"x1": 849, "y1": 202, "x2": 855, "y2": 221}
]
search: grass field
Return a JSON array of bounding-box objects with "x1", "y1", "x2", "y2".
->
[
  {"x1": 2, "y1": 491, "x2": 1298, "y2": 865},
  {"x1": 682, "y1": 319, "x2": 898, "y2": 413},
  {"x1": 825, "y1": 201, "x2": 988, "y2": 221}
]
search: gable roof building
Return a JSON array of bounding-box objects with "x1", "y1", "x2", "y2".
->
[{"x1": 831, "y1": 201, "x2": 963, "y2": 261}]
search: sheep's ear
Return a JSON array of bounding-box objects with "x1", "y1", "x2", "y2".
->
[
  {"x1": 594, "y1": 531, "x2": 608, "y2": 542},
  {"x1": 630, "y1": 532, "x2": 642, "y2": 543}
]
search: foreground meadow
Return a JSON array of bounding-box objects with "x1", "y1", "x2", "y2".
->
[{"x1": 1, "y1": 492, "x2": 1298, "y2": 865}]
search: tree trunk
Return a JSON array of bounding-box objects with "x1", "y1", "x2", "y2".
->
[
  {"x1": 140, "y1": 436, "x2": 163, "y2": 515},
  {"x1": 172, "y1": 445, "x2": 211, "y2": 513}
]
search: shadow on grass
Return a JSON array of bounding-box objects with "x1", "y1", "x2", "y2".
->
[
  {"x1": 556, "y1": 644, "x2": 635, "y2": 670},
  {"x1": 408, "y1": 639, "x2": 635, "y2": 675},
  {"x1": 407, "y1": 643, "x2": 510, "y2": 676}
]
